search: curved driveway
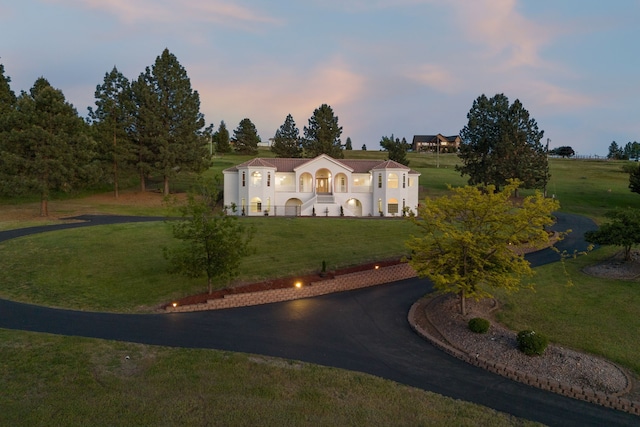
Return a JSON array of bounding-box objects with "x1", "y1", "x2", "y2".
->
[{"x1": 0, "y1": 213, "x2": 637, "y2": 426}]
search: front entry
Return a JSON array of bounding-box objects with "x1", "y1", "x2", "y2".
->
[{"x1": 315, "y1": 169, "x2": 331, "y2": 194}]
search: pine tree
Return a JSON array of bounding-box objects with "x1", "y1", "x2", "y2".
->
[
  {"x1": 131, "y1": 49, "x2": 210, "y2": 195},
  {"x1": 345, "y1": 136, "x2": 353, "y2": 150},
  {"x1": 380, "y1": 134, "x2": 409, "y2": 166},
  {"x1": 233, "y1": 118, "x2": 260, "y2": 155},
  {"x1": 303, "y1": 104, "x2": 343, "y2": 158},
  {"x1": 212, "y1": 120, "x2": 231, "y2": 153},
  {"x1": 3, "y1": 78, "x2": 94, "y2": 216},
  {"x1": 88, "y1": 66, "x2": 135, "y2": 198},
  {"x1": 271, "y1": 114, "x2": 302, "y2": 158},
  {"x1": 457, "y1": 93, "x2": 549, "y2": 193},
  {"x1": 0, "y1": 63, "x2": 18, "y2": 195}
]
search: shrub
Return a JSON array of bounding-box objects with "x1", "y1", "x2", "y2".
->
[
  {"x1": 516, "y1": 330, "x2": 549, "y2": 356},
  {"x1": 468, "y1": 318, "x2": 490, "y2": 334}
]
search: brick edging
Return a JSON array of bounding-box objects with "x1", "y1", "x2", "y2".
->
[
  {"x1": 408, "y1": 296, "x2": 640, "y2": 416},
  {"x1": 166, "y1": 263, "x2": 417, "y2": 312}
]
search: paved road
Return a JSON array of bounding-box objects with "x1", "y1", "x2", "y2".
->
[{"x1": 0, "y1": 213, "x2": 637, "y2": 426}]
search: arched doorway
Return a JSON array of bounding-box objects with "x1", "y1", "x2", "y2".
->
[
  {"x1": 335, "y1": 173, "x2": 348, "y2": 193},
  {"x1": 285, "y1": 198, "x2": 302, "y2": 216},
  {"x1": 346, "y1": 198, "x2": 363, "y2": 217},
  {"x1": 315, "y1": 169, "x2": 331, "y2": 194}
]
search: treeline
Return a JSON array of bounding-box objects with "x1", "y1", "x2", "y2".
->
[
  {"x1": 0, "y1": 49, "x2": 357, "y2": 216},
  {"x1": 0, "y1": 49, "x2": 211, "y2": 215}
]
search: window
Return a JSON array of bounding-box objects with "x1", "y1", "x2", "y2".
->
[
  {"x1": 403, "y1": 174, "x2": 406, "y2": 188},
  {"x1": 267, "y1": 173, "x2": 271, "y2": 187},
  {"x1": 378, "y1": 198, "x2": 382, "y2": 214},
  {"x1": 378, "y1": 174, "x2": 382, "y2": 188},
  {"x1": 387, "y1": 173, "x2": 398, "y2": 189},
  {"x1": 388, "y1": 198, "x2": 399, "y2": 214},
  {"x1": 252, "y1": 171, "x2": 262, "y2": 186},
  {"x1": 242, "y1": 172, "x2": 246, "y2": 187}
]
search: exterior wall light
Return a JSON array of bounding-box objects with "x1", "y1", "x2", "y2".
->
[
  {"x1": 374, "y1": 265, "x2": 380, "y2": 270},
  {"x1": 172, "y1": 302, "x2": 178, "y2": 307},
  {"x1": 295, "y1": 282, "x2": 302, "y2": 288}
]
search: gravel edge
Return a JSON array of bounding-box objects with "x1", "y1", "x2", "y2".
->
[{"x1": 408, "y1": 294, "x2": 640, "y2": 416}]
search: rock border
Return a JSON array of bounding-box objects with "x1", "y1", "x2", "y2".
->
[{"x1": 408, "y1": 295, "x2": 640, "y2": 416}]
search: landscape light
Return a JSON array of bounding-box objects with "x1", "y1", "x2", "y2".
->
[
  {"x1": 172, "y1": 302, "x2": 177, "y2": 307},
  {"x1": 295, "y1": 282, "x2": 302, "y2": 288},
  {"x1": 374, "y1": 265, "x2": 380, "y2": 270}
]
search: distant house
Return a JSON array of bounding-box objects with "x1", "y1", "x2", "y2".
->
[
  {"x1": 412, "y1": 134, "x2": 460, "y2": 152},
  {"x1": 223, "y1": 154, "x2": 421, "y2": 217}
]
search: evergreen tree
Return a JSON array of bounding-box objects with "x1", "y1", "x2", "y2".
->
[
  {"x1": 303, "y1": 104, "x2": 343, "y2": 158},
  {"x1": 88, "y1": 66, "x2": 135, "y2": 198},
  {"x1": 623, "y1": 141, "x2": 640, "y2": 161},
  {"x1": 271, "y1": 114, "x2": 302, "y2": 158},
  {"x1": 457, "y1": 93, "x2": 549, "y2": 193},
  {"x1": 380, "y1": 134, "x2": 410, "y2": 166},
  {"x1": 0, "y1": 64, "x2": 17, "y2": 195},
  {"x1": 0, "y1": 63, "x2": 16, "y2": 118},
  {"x1": 629, "y1": 164, "x2": 640, "y2": 195},
  {"x1": 232, "y1": 118, "x2": 260, "y2": 155},
  {"x1": 607, "y1": 141, "x2": 624, "y2": 160},
  {"x1": 3, "y1": 78, "x2": 95, "y2": 216},
  {"x1": 131, "y1": 49, "x2": 210, "y2": 195},
  {"x1": 345, "y1": 136, "x2": 353, "y2": 150},
  {"x1": 212, "y1": 120, "x2": 231, "y2": 153},
  {"x1": 362, "y1": 144, "x2": 367, "y2": 151}
]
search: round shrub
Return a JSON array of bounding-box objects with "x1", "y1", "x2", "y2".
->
[
  {"x1": 468, "y1": 317, "x2": 490, "y2": 334},
  {"x1": 516, "y1": 330, "x2": 549, "y2": 356}
]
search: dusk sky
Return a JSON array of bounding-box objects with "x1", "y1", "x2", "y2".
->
[{"x1": 2, "y1": 0, "x2": 639, "y2": 155}]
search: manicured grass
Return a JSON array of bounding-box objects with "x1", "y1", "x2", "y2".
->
[
  {"x1": 0, "y1": 329, "x2": 539, "y2": 426},
  {"x1": 494, "y1": 246, "x2": 640, "y2": 376},
  {"x1": 0, "y1": 218, "x2": 414, "y2": 311}
]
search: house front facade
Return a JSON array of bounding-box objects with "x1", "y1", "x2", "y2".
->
[
  {"x1": 223, "y1": 154, "x2": 421, "y2": 217},
  {"x1": 412, "y1": 134, "x2": 461, "y2": 152}
]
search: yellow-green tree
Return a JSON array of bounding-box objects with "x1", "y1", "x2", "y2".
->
[{"x1": 406, "y1": 180, "x2": 559, "y2": 314}]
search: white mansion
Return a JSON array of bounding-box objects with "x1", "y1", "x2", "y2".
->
[{"x1": 223, "y1": 154, "x2": 421, "y2": 217}]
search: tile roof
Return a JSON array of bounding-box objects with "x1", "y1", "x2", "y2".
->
[{"x1": 224, "y1": 155, "x2": 420, "y2": 175}]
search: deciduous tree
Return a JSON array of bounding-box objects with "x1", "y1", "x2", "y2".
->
[
  {"x1": 303, "y1": 104, "x2": 343, "y2": 158},
  {"x1": 551, "y1": 146, "x2": 575, "y2": 158},
  {"x1": 271, "y1": 114, "x2": 302, "y2": 158},
  {"x1": 164, "y1": 179, "x2": 255, "y2": 294},
  {"x1": 131, "y1": 49, "x2": 210, "y2": 195},
  {"x1": 585, "y1": 208, "x2": 640, "y2": 261},
  {"x1": 457, "y1": 94, "x2": 549, "y2": 194},
  {"x1": 232, "y1": 118, "x2": 260, "y2": 155},
  {"x1": 406, "y1": 180, "x2": 559, "y2": 314}
]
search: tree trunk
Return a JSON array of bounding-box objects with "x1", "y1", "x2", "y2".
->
[
  {"x1": 459, "y1": 289, "x2": 466, "y2": 315},
  {"x1": 40, "y1": 198, "x2": 48, "y2": 217},
  {"x1": 163, "y1": 176, "x2": 170, "y2": 196},
  {"x1": 140, "y1": 172, "x2": 146, "y2": 192}
]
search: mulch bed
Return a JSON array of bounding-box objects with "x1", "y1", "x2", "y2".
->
[{"x1": 168, "y1": 259, "x2": 403, "y2": 308}]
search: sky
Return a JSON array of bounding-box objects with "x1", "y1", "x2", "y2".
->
[{"x1": 1, "y1": 0, "x2": 639, "y2": 156}]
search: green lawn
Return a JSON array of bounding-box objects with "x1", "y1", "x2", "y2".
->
[
  {"x1": 0, "y1": 218, "x2": 414, "y2": 311},
  {"x1": 0, "y1": 329, "x2": 540, "y2": 426},
  {"x1": 1, "y1": 150, "x2": 640, "y2": 423}
]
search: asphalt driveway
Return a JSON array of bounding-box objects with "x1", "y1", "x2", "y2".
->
[{"x1": 0, "y1": 212, "x2": 637, "y2": 426}]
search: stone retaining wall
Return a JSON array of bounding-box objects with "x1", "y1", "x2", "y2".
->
[
  {"x1": 408, "y1": 297, "x2": 640, "y2": 417},
  {"x1": 166, "y1": 263, "x2": 417, "y2": 313}
]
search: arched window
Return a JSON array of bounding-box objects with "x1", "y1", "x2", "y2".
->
[{"x1": 251, "y1": 197, "x2": 262, "y2": 213}]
